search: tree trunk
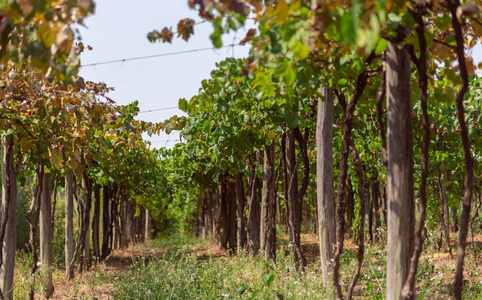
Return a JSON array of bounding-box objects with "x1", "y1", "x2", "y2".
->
[
  {"x1": 275, "y1": 150, "x2": 284, "y2": 230},
  {"x1": 138, "y1": 209, "x2": 145, "y2": 243},
  {"x1": 303, "y1": 196, "x2": 312, "y2": 233},
  {"x1": 372, "y1": 176, "x2": 381, "y2": 239},
  {"x1": 125, "y1": 199, "x2": 135, "y2": 245},
  {"x1": 79, "y1": 174, "x2": 92, "y2": 272},
  {"x1": 119, "y1": 185, "x2": 127, "y2": 249},
  {"x1": 198, "y1": 194, "x2": 207, "y2": 238},
  {"x1": 144, "y1": 208, "x2": 151, "y2": 243},
  {"x1": 206, "y1": 190, "x2": 213, "y2": 238},
  {"x1": 386, "y1": 40, "x2": 414, "y2": 300},
  {"x1": 437, "y1": 168, "x2": 450, "y2": 253},
  {"x1": 65, "y1": 174, "x2": 74, "y2": 280},
  {"x1": 218, "y1": 179, "x2": 229, "y2": 249},
  {"x1": 281, "y1": 133, "x2": 289, "y2": 237},
  {"x1": 92, "y1": 184, "x2": 101, "y2": 259},
  {"x1": 346, "y1": 175, "x2": 355, "y2": 238},
  {"x1": 112, "y1": 187, "x2": 120, "y2": 250},
  {"x1": 102, "y1": 185, "x2": 111, "y2": 259},
  {"x1": 196, "y1": 196, "x2": 205, "y2": 238},
  {"x1": 367, "y1": 180, "x2": 374, "y2": 242},
  {"x1": 225, "y1": 176, "x2": 237, "y2": 251},
  {"x1": 452, "y1": 206, "x2": 459, "y2": 233},
  {"x1": 381, "y1": 182, "x2": 388, "y2": 226},
  {"x1": 346, "y1": 138, "x2": 367, "y2": 299},
  {"x1": 40, "y1": 171, "x2": 54, "y2": 298},
  {"x1": 402, "y1": 10, "x2": 431, "y2": 297},
  {"x1": 377, "y1": 52, "x2": 388, "y2": 166},
  {"x1": 236, "y1": 172, "x2": 247, "y2": 252},
  {"x1": 261, "y1": 141, "x2": 276, "y2": 261},
  {"x1": 286, "y1": 130, "x2": 299, "y2": 259},
  {"x1": 288, "y1": 127, "x2": 310, "y2": 267},
  {"x1": 27, "y1": 166, "x2": 43, "y2": 300},
  {"x1": 213, "y1": 188, "x2": 225, "y2": 247},
  {"x1": 316, "y1": 87, "x2": 336, "y2": 294},
  {"x1": 313, "y1": 197, "x2": 318, "y2": 236},
  {"x1": 333, "y1": 53, "x2": 374, "y2": 299},
  {"x1": 247, "y1": 163, "x2": 261, "y2": 256},
  {"x1": 0, "y1": 136, "x2": 17, "y2": 300},
  {"x1": 450, "y1": 3, "x2": 475, "y2": 298},
  {"x1": 470, "y1": 191, "x2": 481, "y2": 246}
]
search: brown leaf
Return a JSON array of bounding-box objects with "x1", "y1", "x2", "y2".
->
[
  {"x1": 247, "y1": 0, "x2": 262, "y2": 13},
  {"x1": 228, "y1": 0, "x2": 248, "y2": 15},
  {"x1": 473, "y1": 21, "x2": 482, "y2": 39},
  {"x1": 161, "y1": 27, "x2": 173, "y2": 43},
  {"x1": 465, "y1": 56, "x2": 476, "y2": 75},
  {"x1": 189, "y1": 0, "x2": 214, "y2": 10},
  {"x1": 199, "y1": 9, "x2": 214, "y2": 21},
  {"x1": 177, "y1": 18, "x2": 195, "y2": 41},
  {"x1": 240, "y1": 28, "x2": 257, "y2": 45}
]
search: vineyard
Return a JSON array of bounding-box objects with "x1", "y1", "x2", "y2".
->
[{"x1": 1, "y1": 0, "x2": 482, "y2": 299}]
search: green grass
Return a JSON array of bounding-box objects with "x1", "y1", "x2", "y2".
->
[
  {"x1": 11, "y1": 231, "x2": 482, "y2": 299},
  {"x1": 112, "y1": 238, "x2": 325, "y2": 300},
  {"x1": 110, "y1": 234, "x2": 482, "y2": 300}
]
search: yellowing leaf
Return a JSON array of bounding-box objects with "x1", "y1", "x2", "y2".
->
[
  {"x1": 38, "y1": 23, "x2": 56, "y2": 48},
  {"x1": 55, "y1": 25, "x2": 74, "y2": 54},
  {"x1": 467, "y1": 35, "x2": 476, "y2": 49},
  {"x1": 275, "y1": 0, "x2": 289, "y2": 23},
  {"x1": 473, "y1": 21, "x2": 482, "y2": 39},
  {"x1": 51, "y1": 150, "x2": 59, "y2": 166},
  {"x1": 19, "y1": 138, "x2": 36, "y2": 152},
  {"x1": 386, "y1": 0, "x2": 408, "y2": 12},
  {"x1": 266, "y1": 130, "x2": 276, "y2": 141}
]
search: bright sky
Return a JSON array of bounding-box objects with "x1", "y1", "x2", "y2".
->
[
  {"x1": 78, "y1": 1, "x2": 482, "y2": 149},
  {"x1": 78, "y1": 1, "x2": 252, "y2": 148}
]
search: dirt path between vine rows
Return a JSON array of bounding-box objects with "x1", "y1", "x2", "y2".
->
[
  {"x1": 50, "y1": 233, "x2": 482, "y2": 299},
  {"x1": 51, "y1": 241, "x2": 229, "y2": 299}
]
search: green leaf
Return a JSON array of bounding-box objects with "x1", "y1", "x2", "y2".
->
[
  {"x1": 202, "y1": 120, "x2": 212, "y2": 133},
  {"x1": 388, "y1": 12, "x2": 402, "y2": 23},
  {"x1": 250, "y1": 290, "x2": 261, "y2": 300},
  {"x1": 236, "y1": 284, "x2": 247, "y2": 295},
  {"x1": 262, "y1": 273, "x2": 275, "y2": 287},
  {"x1": 340, "y1": 13, "x2": 356, "y2": 44},
  {"x1": 375, "y1": 38, "x2": 388, "y2": 55},
  {"x1": 178, "y1": 98, "x2": 189, "y2": 112},
  {"x1": 283, "y1": 65, "x2": 296, "y2": 86},
  {"x1": 210, "y1": 26, "x2": 223, "y2": 48}
]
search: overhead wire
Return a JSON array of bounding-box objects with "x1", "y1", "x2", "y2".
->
[
  {"x1": 149, "y1": 139, "x2": 181, "y2": 143},
  {"x1": 80, "y1": 44, "x2": 243, "y2": 68},
  {"x1": 138, "y1": 107, "x2": 179, "y2": 114}
]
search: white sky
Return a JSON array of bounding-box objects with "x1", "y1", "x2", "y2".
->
[
  {"x1": 78, "y1": 1, "x2": 252, "y2": 148},
  {"x1": 78, "y1": 1, "x2": 482, "y2": 149}
]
